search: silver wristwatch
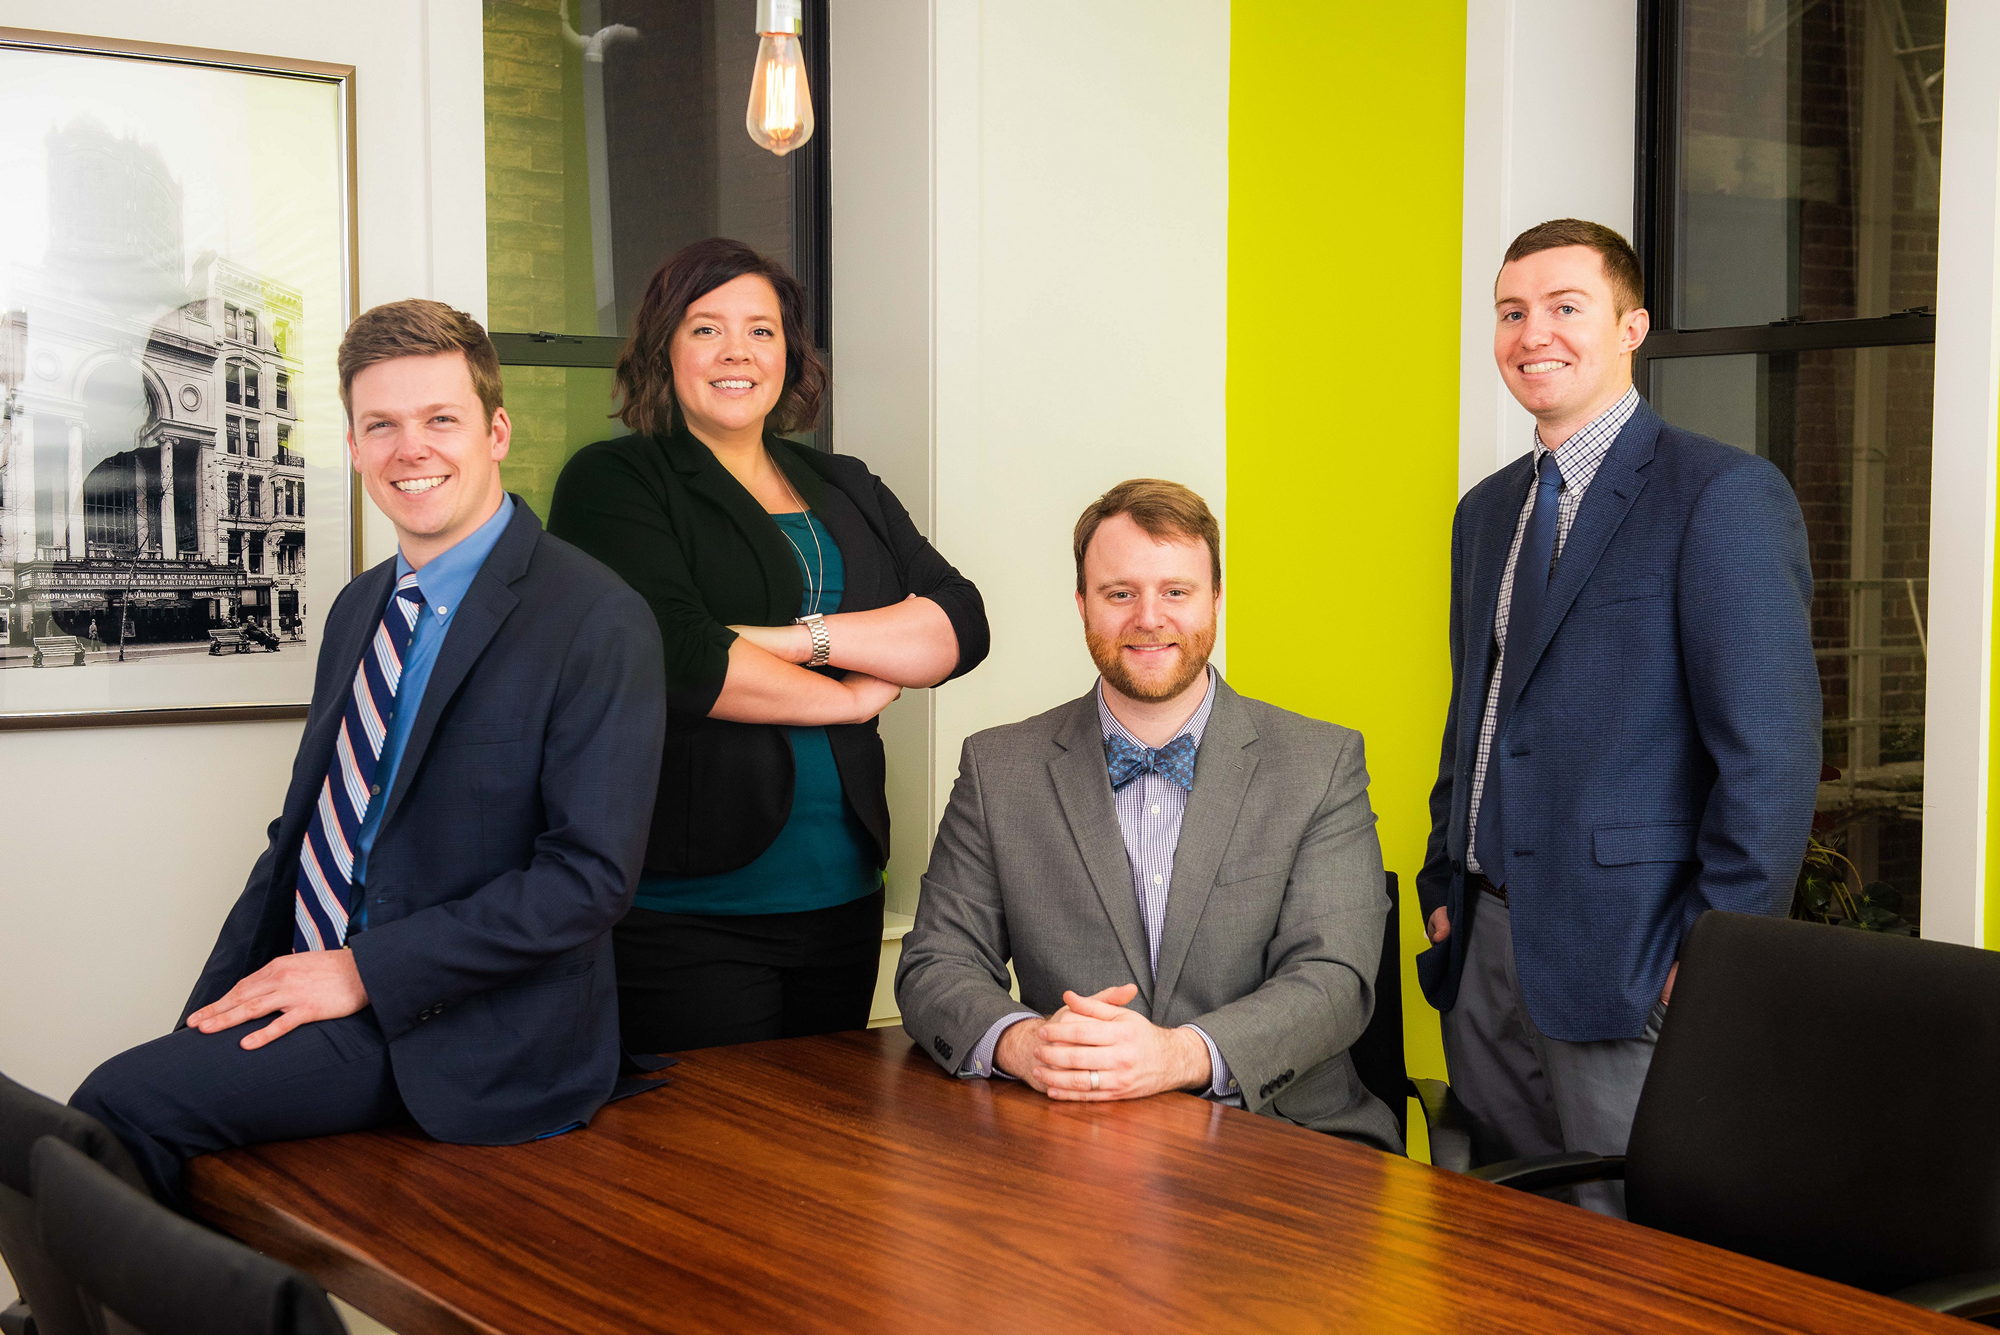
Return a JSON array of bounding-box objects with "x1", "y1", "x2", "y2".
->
[{"x1": 794, "y1": 612, "x2": 831, "y2": 667}]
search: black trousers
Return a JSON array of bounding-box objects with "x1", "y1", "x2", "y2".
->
[
  {"x1": 69, "y1": 1010, "x2": 407, "y2": 1210},
  {"x1": 613, "y1": 887, "x2": 885, "y2": 1054}
]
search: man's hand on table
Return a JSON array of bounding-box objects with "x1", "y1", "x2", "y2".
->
[
  {"x1": 996, "y1": 982, "x2": 1212, "y2": 1101},
  {"x1": 186, "y1": 949, "x2": 370, "y2": 1050}
]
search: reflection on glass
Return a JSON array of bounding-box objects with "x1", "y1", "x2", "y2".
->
[
  {"x1": 499, "y1": 365, "x2": 617, "y2": 523},
  {"x1": 485, "y1": 0, "x2": 802, "y2": 341},
  {"x1": 1650, "y1": 344, "x2": 1933, "y2": 928},
  {"x1": 1673, "y1": 0, "x2": 1943, "y2": 328}
]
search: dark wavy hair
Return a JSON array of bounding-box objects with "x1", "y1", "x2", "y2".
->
[{"x1": 613, "y1": 237, "x2": 828, "y2": 437}]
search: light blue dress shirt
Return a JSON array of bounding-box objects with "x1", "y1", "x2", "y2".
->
[{"x1": 350, "y1": 495, "x2": 515, "y2": 892}]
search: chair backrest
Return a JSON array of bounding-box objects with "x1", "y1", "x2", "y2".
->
[
  {"x1": 1349, "y1": 871, "x2": 1408, "y2": 1139},
  {"x1": 0, "y1": 1070, "x2": 148, "y2": 1335},
  {"x1": 30, "y1": 1140, "x2": 346, "y2": 1335},
  {"x1": 1626, "y1": 912, "x2": 2000, "y2": 1294}
]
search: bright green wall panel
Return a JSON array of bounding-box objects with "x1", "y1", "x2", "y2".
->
[{"x1": 1227, "y1": 1, "x2": 1468, "y2": 1090}]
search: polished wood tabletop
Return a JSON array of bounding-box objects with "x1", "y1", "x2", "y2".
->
[{"x1": 188, "y1": 1027, "x2": 1964, "y2": 1334}]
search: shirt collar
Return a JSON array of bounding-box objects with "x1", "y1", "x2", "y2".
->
[
  {"x1": 394, "y1": 494, "x2": 515, "y2": 619},
  {"x1": 1095, "y1": 665, "x2": 1217, "y2": 751},
  {"x1": 1532, "y1": 385, "x2": 1640, "y2": 494}
]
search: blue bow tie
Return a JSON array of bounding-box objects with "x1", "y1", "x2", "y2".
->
[{"x1": 1105, "y1": 732, "x2": 1197, "y2": 792}]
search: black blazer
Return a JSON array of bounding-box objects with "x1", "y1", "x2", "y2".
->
[
  {"x1": 549, "y1": 428, "x2": 988, "y2": 877},
  {"x1": 185, "y1": 501, "x2": 668, "y2": 1143}
]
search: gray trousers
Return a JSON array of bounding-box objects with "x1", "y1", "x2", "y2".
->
[{"x1": 1440, "y1": 890, "x2": 1662, "y2": 1218}]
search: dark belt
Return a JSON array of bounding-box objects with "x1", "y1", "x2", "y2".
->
[{"x1": 1473, "y1": 872, "x2": 1507, "y2": 902}]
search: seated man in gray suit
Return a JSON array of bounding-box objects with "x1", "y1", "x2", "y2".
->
[{"x1": 897, "y1": 480, "x2": 1400, "y2": 1149}]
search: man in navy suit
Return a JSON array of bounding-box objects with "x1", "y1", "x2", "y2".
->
[
  {"x1": 73, "y1": 300, "x2": 666, "y2": 1206},
  {"x1": 1416, "y1": 220, "x2": 1820, "y2": 1214}
]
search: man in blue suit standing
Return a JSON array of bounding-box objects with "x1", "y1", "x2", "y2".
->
[
  {"x1": 74, "y1": 300, "x2": 666, "y2": 1207},
  {"x1": 1416, "y1": 220, "x2": 1820, "y2": 1215}
]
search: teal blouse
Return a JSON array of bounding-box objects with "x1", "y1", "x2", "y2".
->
[{"x1": 632, "y1": 511, "x2": 880, "y2": 916}]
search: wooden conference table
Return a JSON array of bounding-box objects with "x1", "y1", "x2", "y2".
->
[{"x1": 188, "y1": 1028, "x2": 1963, "y2": 1334}]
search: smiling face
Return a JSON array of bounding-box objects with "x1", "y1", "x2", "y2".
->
[
  {"x1": 1076, "y1": 513, "x2": 1219, "y2": 710},
  {"x1": 346, "y1": 351, "x2": 510, "y2": 569},
  {"x1": 1493, "y1": 244, "x2": 1649, "y2": 447},
  {"x1": 668, "y1": 273, "x2": 787, "y2": 448}
]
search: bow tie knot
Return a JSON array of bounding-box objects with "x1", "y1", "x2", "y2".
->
[{"x1": 1105, "y1": 732, "x2": 1197, "y2": 792}]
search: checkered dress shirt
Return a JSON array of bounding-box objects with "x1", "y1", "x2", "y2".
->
[{"x1": 1465, "y1": 387, "x2": 1640, "y2": 878}]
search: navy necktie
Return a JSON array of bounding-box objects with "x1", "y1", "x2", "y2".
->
[
  {"x1": 1106, "y1": 732, "x2": 1197, "y2": 792},
  {"x1": 1474, "y1": 451, "x2": 1563, "y2": 885},
  {"x1": 293, "y1": 573, "x2": 425, "y2": 951}
]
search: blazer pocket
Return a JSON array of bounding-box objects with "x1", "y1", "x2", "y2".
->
[
  {"x1": 1215, "y1": 856, "x2": 1293, "y2": 886},
  {"x1": 434, "y1": 720, "x2": 526, "y2": 748},
  {"x1": 1593, "y1": 822, "x2": 1698, "y2": 866},
  {"x1": 1578, "y1": 574, "x2": 1663, "y2": 609}
]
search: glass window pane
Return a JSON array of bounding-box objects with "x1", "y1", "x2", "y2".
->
[
  {"x1": 498, "y1": 364, "x2": 617, "y2": 521},
  {"x1": 485, "y1": 0, "x2": 812, "y2": 340},
  {"x1": 1673, "y1": 0, "x2": 1944, "y2": 327},
  {"x1": 1650, "y1": 343, "x2": 1933, "y2": 931}
]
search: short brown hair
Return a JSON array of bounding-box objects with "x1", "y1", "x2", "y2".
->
[
  {"x1": 1502, "y1": 219, "x2": 1645, "y2": 315},
  {"x1": 1073, "y1": 479, "x2": 1222, "y2": 593},
  {"x1": 614, "y1": 237, "x2": 828, "y2": 437},
  {"x1": 338, "y1": 299, "x2": 504, "y2": 422}
]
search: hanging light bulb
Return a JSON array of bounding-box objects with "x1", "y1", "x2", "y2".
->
[{"x1": 746, "y1": 0, "x2": 815, "y2": 157}]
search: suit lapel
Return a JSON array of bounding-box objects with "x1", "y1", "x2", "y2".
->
[
  {"x1": 1048, "y1": 696, "x2": 1155, "y2": 1002},
  {"x1": 1498, "y1": 408, "x2": 1659, "y2": 716},
  {"x1": 663, "y1": 428, "x2": 800, "y2": 619},
  {"x1": 1459, "y1": 463, "x2": 1529, "y2": 774},
  {"x1": 373, "y1": 503, "x2": 531, "y2": 834},
  {"x1": 1150, "y1": 679, "x2": 1258, "y2": 1015}
]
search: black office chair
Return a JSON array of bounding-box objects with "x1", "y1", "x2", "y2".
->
[
  {"x1": 1350, "y1": 872, "x2": 1471, "y2": 1171},
  {"x1": 1472, "y1": 912, "x2": 2000, "y2": 1322},
  {"x1": 0, "y1": 1069, "x2": 148, "y2": 1335},
  {"x1": 30, "y1": 1140, "x2": 346, "y2": 1335}
]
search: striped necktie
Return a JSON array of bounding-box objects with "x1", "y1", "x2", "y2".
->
[{"x1": 293, "y1": 572, "x2": 425, "y2": 951}]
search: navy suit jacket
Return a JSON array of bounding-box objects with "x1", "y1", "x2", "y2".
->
[
  {"x1": 183, "y1": 499, "x2": 666, "y2": 1143},
  {"x1": 1416, "y1": 400, "x2": 1821, "y2": 1041}
]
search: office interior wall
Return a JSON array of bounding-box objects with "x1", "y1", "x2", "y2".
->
[
  {"x1": 1458, "y1": 0, "x2": 1638, "y2": 496},
  {"x1": 1225, "y1": 3, "x2": 1467, "y2": 1095},
  {"x1": 1935, "y1": 3, "x2": 2000, "y2": 948},
  {"x1": 0, "y1": 0, "x2": 485, "y2": 1119},
  {"x1": 833, "y1": 1, "x2": 1231, "y2": 925}
]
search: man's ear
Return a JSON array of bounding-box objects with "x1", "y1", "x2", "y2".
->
[
  {"x1": 488, "y1": 406, "x2": 512, "y2": 461},
  {"x1": 1621, "y1": 305, "x2": 1651, "y2": 355}
]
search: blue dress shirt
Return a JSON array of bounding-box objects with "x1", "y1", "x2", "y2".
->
[{"x1": 351, "y1": 496, "x2": 515, "y2": 893}]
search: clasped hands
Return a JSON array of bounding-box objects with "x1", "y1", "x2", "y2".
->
[
  {"x1": 185, "y1": 949, "x2": 369, "y2": 1050},
  {"x1": 995, "y1": 983, "x2": 1211, "y2": 1101}
]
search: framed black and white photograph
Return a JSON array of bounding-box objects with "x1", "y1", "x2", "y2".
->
[{"x1": 0, "y1": 28, "x2": 355, "y2": 727}]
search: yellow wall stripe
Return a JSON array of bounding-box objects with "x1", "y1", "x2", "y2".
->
[{"x1": 1226, "y1": 1, "x2": 1469, "y2": 1090}]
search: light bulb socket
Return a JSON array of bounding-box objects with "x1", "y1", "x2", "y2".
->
[{"x1": 755, "y1": 0, "x2": 803, "y2": 35}]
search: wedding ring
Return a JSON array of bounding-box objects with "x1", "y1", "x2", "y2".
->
[{"x1": 1089, "y1": 1070, "x2": 1100, "y2": 1092}]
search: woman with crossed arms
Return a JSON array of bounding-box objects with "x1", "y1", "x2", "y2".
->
[{"x1": 550, "y1": 237, "x2": 987, "y2": 1053}]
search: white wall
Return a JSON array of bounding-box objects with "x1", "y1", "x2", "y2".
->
[
  {"x1": 1924, "y1": 4, "x2": 2000, "y2": 947},
  {"x1": 831, "y1": 1, "x2": 1231, "y2": 919},
  {"x1": 1458, "y1": 0, "x2": 1638, "y2": 492},
  {"x1": 0, "y1": 0, "x2": 484, "y2": 1117}
]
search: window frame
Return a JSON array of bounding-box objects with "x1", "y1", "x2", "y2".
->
[
  {"x1": 488, "y1": 0, "x2": 832, "y2": 382},
  {"x1": 1632, "y1": 0, "x2": 1938, "y2": 392}
]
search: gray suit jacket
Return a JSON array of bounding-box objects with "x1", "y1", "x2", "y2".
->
[{"x1": 896, "y1": 677, "x2": 1401, "y2": 1151}]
